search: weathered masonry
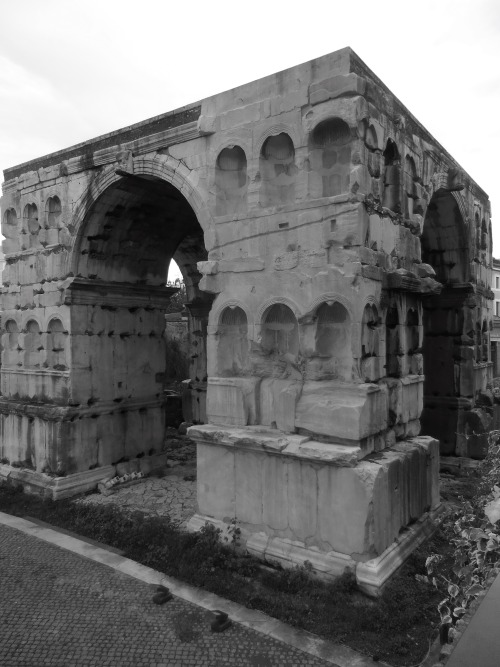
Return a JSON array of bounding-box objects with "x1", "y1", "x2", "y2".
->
[{"x1": 0, "y1": 48, "x2": 493, "y2": 593}]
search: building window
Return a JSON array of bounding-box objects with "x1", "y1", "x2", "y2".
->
[
  {"x1": 496, "y1": 301, "x2": 500, "y2": 317},
  {"x1": 496, "y1": 276, "x2": 500, "y2": 289}
]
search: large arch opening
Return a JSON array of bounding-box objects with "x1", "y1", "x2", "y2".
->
[
  {"x1": 71, "y1": 173, "x2": 210, "y2": 468},
  {"x1": 420, "y1": 189, "x2": 472, "y2": 454}
]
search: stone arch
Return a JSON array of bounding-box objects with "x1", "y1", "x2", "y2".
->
[
  {"x1": 259, "y1": 132, "x2": 296, "y2": 207},
  {"x1": 420, "y1": 188, "x2": 472, "y2": 452},
  {"x1": 215, "y1": 145, "x2": 248, "y2": 216},
  {"x1": 67, "y1": 155, "x2": 214, "y2": 274},
  {"x1": 64, "y1": 156, "x2": 213, "y2": 465},
  {"x1": 308, "y1": 117, "x2": 352, "y2": 198}
]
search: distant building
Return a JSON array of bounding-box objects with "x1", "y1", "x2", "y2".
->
[
  {"x1": 0, "y1": 247, "x2": 4, "y2": 280},
  {"x1": 492, "y1": 258, "x2": 500, "y2": 377}
]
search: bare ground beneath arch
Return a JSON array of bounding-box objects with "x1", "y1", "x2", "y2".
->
[{"x1": 76, "y1": 428, "x2": 197, "y2": 526}]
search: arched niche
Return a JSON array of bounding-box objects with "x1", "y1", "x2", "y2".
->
[
  {"x1": 385, "y1": 305, "x2": 401, "y2": 377},
  {"x1": 406, "y1": 308, "x2": 420, "y2": 355},
  {"x1": 46, "y1": 318, "x2": 67, "y2": 370},
  {"x1": 2, "y1": 208, "x2": 18, "y2": 241},
  {"x1": 2, "y1": 319, "x2": 20, "y2": 367},
  {"x1": 215, "y1": 145, "x2": 248, "y2": 216},
  {"x1": 482, "y1": 319, "x2": 489, "y2": 362},
  {"x1": 261, "y1": 303, "x2": 299, "y2": 356},
  {"x1": 361, "y1": 304, "x2": 380, "y2": 358},
  {"x1": 382, "y1": 139, "x2": 401, "y2": 212},
  {"x1": 24, "y1": 320, "x2": 42, "y2": 368},
  {"x1": 259, "y1": 133, "x2": 296, "y2": 207},
  {"x1": 216, "y1": 306, "x2": 249, "y2": 376},
  {"x1": 46, "y1": 196, "x2": 62, "y2": 228},
  {"x1": 309, "y1": 118, "x2": 351, "y2": 198},
  {"x1": 304, "y1": 301, "x2": 352, "y2": 381},
  {"x1": 404, "y1": 155, "x2": 418, "y2": 218},
  {"x1": 23, "y1": 203, "x2": 40, "y2": 248}
]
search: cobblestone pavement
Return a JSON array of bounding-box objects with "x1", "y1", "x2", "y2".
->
[
  {"x1": 0, "y1": 524, "x2": 333, "y2": 667},
  {"x1": 76, "y1": 440, "x2": 197, "y2": 526}
]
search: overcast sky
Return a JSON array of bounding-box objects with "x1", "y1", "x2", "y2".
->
[{"x1": 1, "y1": 0, "x2": 499, "y2": 280}]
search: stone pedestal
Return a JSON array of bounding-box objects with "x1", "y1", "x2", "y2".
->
[{"x1": 188, "y1": 424, "x2": 441, "y2": 595}]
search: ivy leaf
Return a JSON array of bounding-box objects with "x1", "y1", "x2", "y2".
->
[
  {"x1": 453, "y1": 607, "x2": 467, "y2": 617},
  {"x1": 441, "y1": 614, "x2": 453, "y2": 625},
  {"x1": 465, "y1": 583, "x2": 483, "y2": 597},
  {"x1": 485, "y1": 498, "x2": 500, "y2": 525},
  {"x1": 448, "y1": 583, "x2": 460, "y2": 598}
]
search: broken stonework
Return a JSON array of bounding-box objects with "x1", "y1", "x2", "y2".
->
[{"x1": 0, "y1": 47, "x2": 494, "y2": 592}]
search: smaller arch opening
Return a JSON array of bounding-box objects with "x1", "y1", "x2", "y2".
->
[
  {"x1": 46, "y1": 196, "x2": 62, "y2": 229},
  {"x1": 2, "y1": 208, "x2": 18, "y2": 241},
  {"x1": 383, "y1": 140, "x2": 401, "y2": 212},
  {"x1": 217, "y1": 306, "x2": 249, "y2": 376},
  {"x1": 262, "y1": 304, "x2": 299, "y2": 356},
  {"x1": 24, "y1": 320, "x2": 42, "y2": 368},
  {"x1": 47, "y1": 318, "x2": 67, "y2": 370},
  {"x1": 386, "y1": 305, "x2": 401, "y2": 377},
  {"x1": 309, "y1": 118, "x2": 351, "y2": 198},
  {"x1": 407, "y1": 308, "x2": 420, "y2": 355},
  {"x1": 259, "y1": 133, "x2": 296, "y2": 207},
  {"x1": 361, "y1": 304, "x2": 380, "y2": 358},
  {"x1": 215, "y1": 146, "x2": 248, "y2": 216}
]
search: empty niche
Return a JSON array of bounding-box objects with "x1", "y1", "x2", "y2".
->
[
  {"x1": 24, "y1": 320, "x2": 42, "y2": 368},
  {"x1": 385, "y1": 306, "x2": 401, "y2": 377},
  {"x1": 262, "y1": 304, "x2": 299, "y2": 356},
  {"x1": 23, "y1": 203, "x2": 40, "y2": 248},
  {"x1": 313, "y1": 301, "x2": 352, "y2": 380},
  {"x1": 215, "y1": 146, "x2": 247, "y2": 216},
  {"x1": 47, "y1": 319, "x2": 67, "y2": 370},
  {"x1": 217, "y1": 306, "x2": 249, "y2": 376},
  {"x1": 361, "y1": 304, "x2": 380, "y2": 358},
  {"x1": 46, "y1": 196, "x2": 62, "y2": 228},
  {"x1": 476, "y1": 320, "x2": 482, "y2": 362},
  {"x1": 382, "y1": 140, "x2": 401, "y2": 213},
  {"x1": 309, "y1": 118, "x2": 351, "y2": 198},
  {"x1": 259, "y1": 133, "x2": 296, "y2": 207},
  {"x1": 482, "y1": 319, "x2": 489, "y2": 362},
  {"x1": 2, "y1": 208, "x2": 18, "y2": 240},
  {"x1": 406, "y1": 308, "x2": 420, "y2": 355},
  {"x1": 404, "y1": 156, "x2": 418, "y2": 218},
  {"x1": 2, "y1": 319, "x2": 20, "y2": 367}
]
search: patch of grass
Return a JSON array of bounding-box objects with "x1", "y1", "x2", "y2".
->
[{"x1": 0, "y1": 482, "x2": 440, "y2": 666}]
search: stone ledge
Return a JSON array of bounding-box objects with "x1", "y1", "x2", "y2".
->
[
  {"x1": 0, "y1": 451, "x2": 173, "y2": 500},
  {"x1": 188, "y1": 504, "x2": 445, "y2": 597}
]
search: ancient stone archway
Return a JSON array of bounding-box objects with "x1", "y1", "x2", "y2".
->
[
  {"x1": 0, "y1": 47, "x2": 493, "y2": 592},
  {"x1": 420, "y1": 189, "x2": 492, "y2": 457}
]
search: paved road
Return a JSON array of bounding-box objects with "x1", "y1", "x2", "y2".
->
[{"x1": 0, "y1": 524, "x2": 332, "y2": 667}]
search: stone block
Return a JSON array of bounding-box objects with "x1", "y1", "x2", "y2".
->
[
  {"x1": 259, "y1": 378, "x2": 301, "y2": 433},
  {"x1": 295, "y1": 381, "x2": 387, "y2": 442},
  {"x1": 206, "y1": 377, "x2": 259, "y2": 426},
  {"x1": 197, "y1": 442, "x2": 235, "y2": 519}
]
